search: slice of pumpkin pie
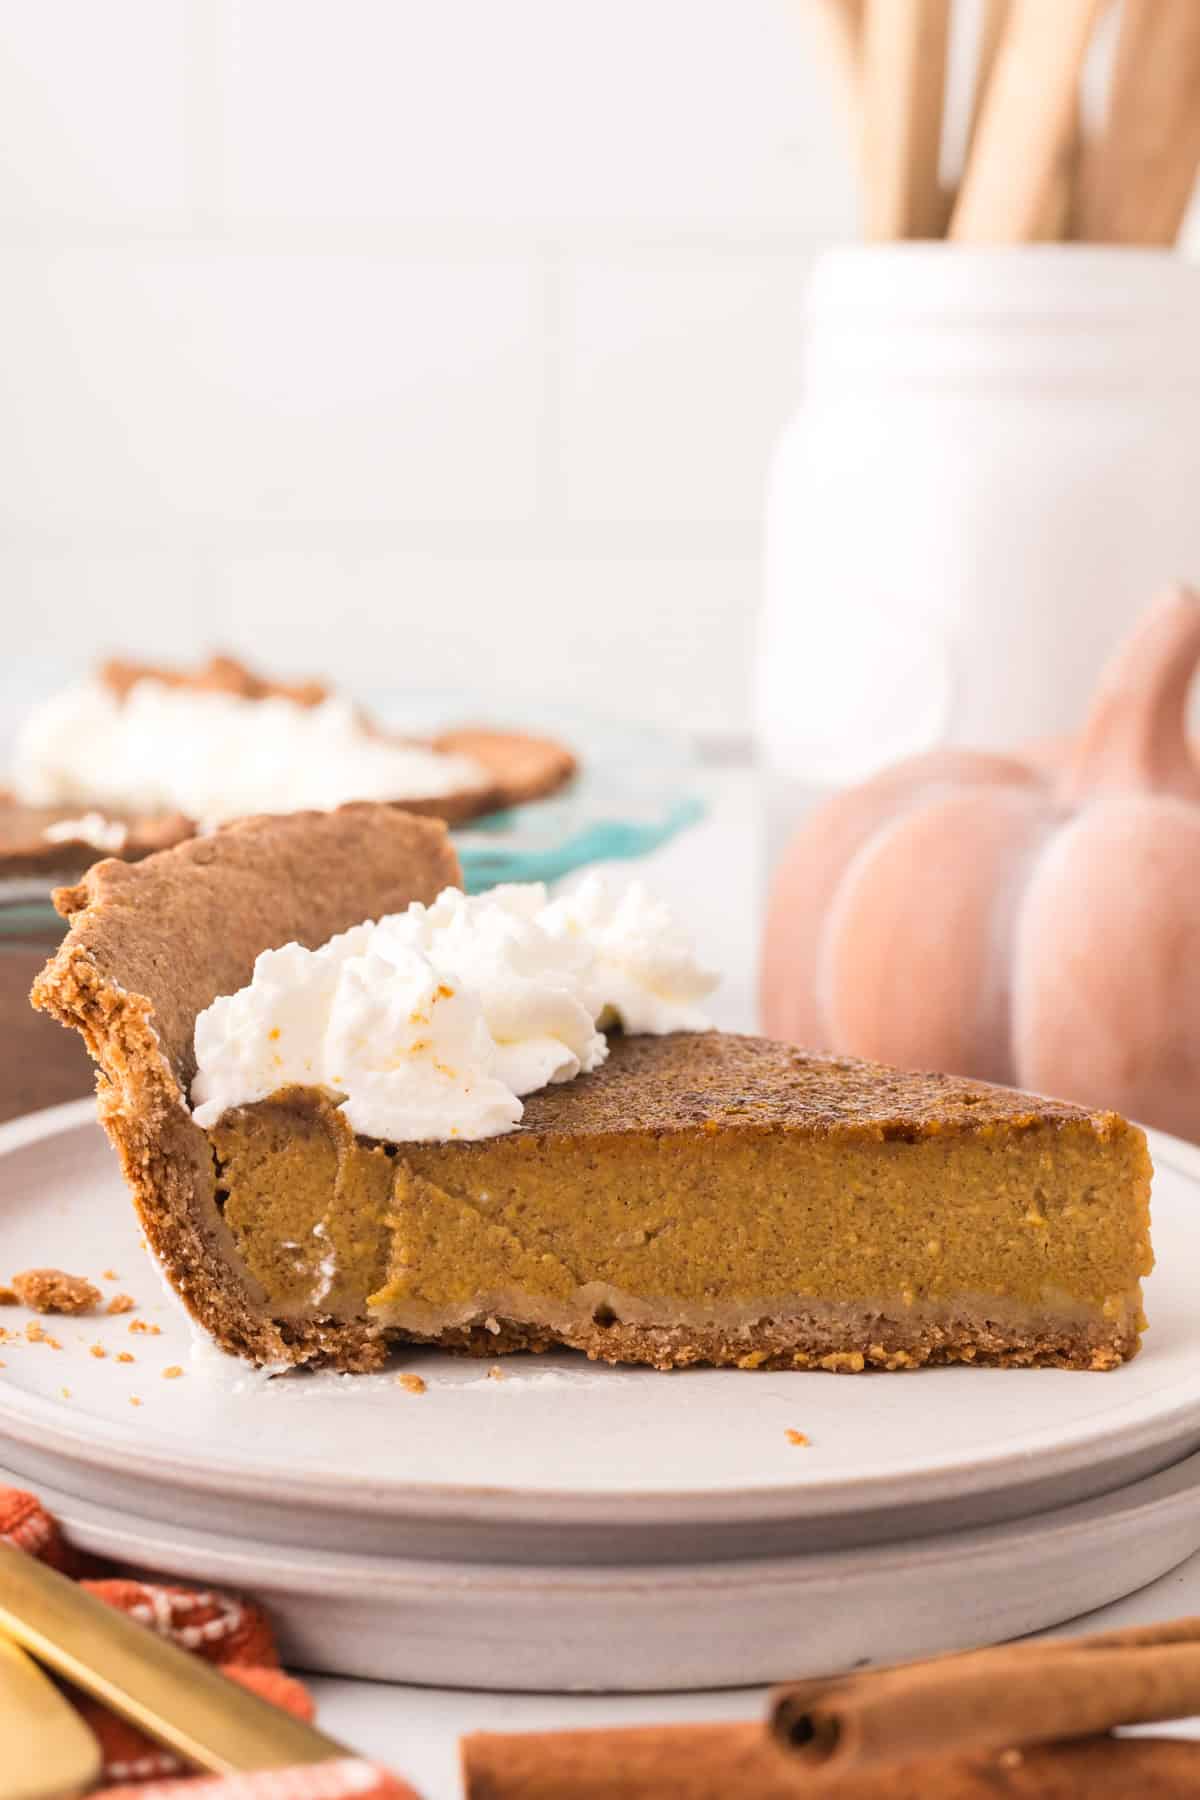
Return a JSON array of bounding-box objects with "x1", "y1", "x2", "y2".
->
[{"x1": 33, "y1": 805, "x2": 1153, "y2": 1372}]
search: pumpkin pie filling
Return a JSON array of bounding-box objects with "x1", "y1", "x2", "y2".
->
[
  {"x1": 33, "y1": 804, "x2": 1153, "y2": 1373},
  {"x1": 206, "y1": 1035, "x2": 1151, "y2": 1371}
]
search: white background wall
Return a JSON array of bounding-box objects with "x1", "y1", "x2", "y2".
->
[{"x1": 0, "y1": 1, "x2": 860, "y2": 736}]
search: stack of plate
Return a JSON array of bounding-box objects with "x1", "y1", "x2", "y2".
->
[{"x1": 3, "y1": 1102, "x2": 1200, "y2": 1692}]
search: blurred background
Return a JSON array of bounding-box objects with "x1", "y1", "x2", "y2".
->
[
  {"x1": 2, "y1": 2, "x2": 1197, "y2": 737},
  {"x1": 0, "y1": 0, "x2": 870, "y2": 741},
  {"x1": 5, "y1": 0, "x2": 1200, "y2": 1134}
]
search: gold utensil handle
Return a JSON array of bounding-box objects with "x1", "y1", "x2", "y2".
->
[
  {"x1": 0, "y1": 1540, "x2": 348, "y2": 1775},
  {"x1": 0, "y1": 1632, "x2": 101, "y2": 1800}
]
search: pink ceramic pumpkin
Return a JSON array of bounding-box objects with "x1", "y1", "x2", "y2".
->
[{"x1": 761, "y1": 586, "x2": 1200, "y2": 1140}]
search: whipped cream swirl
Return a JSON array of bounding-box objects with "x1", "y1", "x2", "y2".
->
[
  {"x1": 12, "y1": 679, "x2": 489, "y2": 829},
  {"x1": 191, "y1": 876, "x2": 717, "y2": 1142},
  {"x1": 541, "y1": 876, "x2": 719, "y2": 1035}
]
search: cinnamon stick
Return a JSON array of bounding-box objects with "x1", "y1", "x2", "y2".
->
[
  {"x1": 775, "y1": 1609, "x2": 1200, "y2": 1713},
  {"x1": 772, "y1": 1642, "x2": 1200, "y2": 1774},
  {"x1": 462, "y1": 1723, "x2": 797, "y2": 1800},
  {"x1": 461, "y1": 1728, "x2": 1200, "y2": 1799}
]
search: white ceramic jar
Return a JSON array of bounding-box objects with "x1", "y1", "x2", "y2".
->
[{"x1": 758, "y1": 246, "x2": 1200, "y2": 827}]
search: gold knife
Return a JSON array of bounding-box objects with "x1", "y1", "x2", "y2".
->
[
  {"x1": 0, "y1": 1541, "x2": 350, "y2": 1775},
  {"x1": 0, "y1": 1633, "x2": 101, "y2": 1800}
]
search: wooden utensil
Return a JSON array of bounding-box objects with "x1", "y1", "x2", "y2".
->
[
  {"x1": 0, "y1": 1632, "x2": 101, "y2": 1800},
  {"x1": 807, "y1": 0, "x2": 865, "y2": 128},
  {"x1": 0, "y1": 1541, "x2": 348, "y2": 1775},
  {"x1": 861, "y1": 0, "x2": 952, "y2": 239},
  {"x1": 1075, "y1": 0, "x2": 1200, "y2": 244},
  {"x1": 962, "y1": 0, "x2": 1011, "y2": 166},
  {"x1": 951, "y1": 0, "x2": 1103, "y2": 242}
]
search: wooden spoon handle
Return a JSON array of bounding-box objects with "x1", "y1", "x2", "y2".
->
[
  {"x1": 807, "y1": 0, "x2": 865, "y2": 124},
  {"x1": 1076, "y1": 0, "x2": 1200, "y2": 245},
  {"x1": 951, "y1": 0, "x2": 1102, "y2": 242},
  {"x1": 962, "y1": 0, "x2": 1011, "y2": 165},
  {"x1": 862, "y1": 0, "x2": 951, "y2": 239}
]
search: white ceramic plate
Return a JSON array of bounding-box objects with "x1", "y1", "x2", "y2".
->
[
  {"x1": 8, "y1": 1450, "x2": 1200, "y2": 1691},
  {"x1": 1, "y1": 1101, "x2": 1199, "y2": 1564}
]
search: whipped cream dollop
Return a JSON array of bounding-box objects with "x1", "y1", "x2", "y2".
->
[
  {"x1": 12, "y1": 679, "x2": 489, "y2": 829},
  {"x1": 191, "y1": 875, "x2": 718, "y2": 1142},
  {"x1": 41, "y1": 811, "x2": 129, "y2": 853},
  {"x1": 540, "y1": 877, "x2": 720, "y2": 1035}
]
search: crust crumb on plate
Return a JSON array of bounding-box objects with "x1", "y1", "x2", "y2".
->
[{"x1": 11, "y1": 1268, "x2": 101, "y2": 1314}]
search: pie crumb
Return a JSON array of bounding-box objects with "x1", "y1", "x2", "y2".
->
[
  {"x1": 785, "y1": 1429, "x2": 811, "y2": 1447},
  {"x1": 60, "y1": 1387, "x2": 71, "y2": 1399},
  {"x1": 397, "y1": 1373, "x2": 427, "y2": 1394},
  {"x1": 89, "y1": 1344, "x2": 107, "y2": 1359},
  {"x1": 129, "y1": 1319, "x2": 162, "y2": 1336},
  {"x1": 487, "y1": 1365, "x2": 505, "y2": 1381},
  {"x1": 12, "y1": 1269, "x2": 101, "y2": 1315},
  {"x1": 116, "y1": 1351, "x2": 135, "y2": 1364},
  {"x1": 106, "y1": 1293, "x2": 136, "y2": 1315},
  {"x1": 0, "y1": 1287, "x2": 17, "y2": 1307},
  {"x1": 162, "y1": 1365, "x2": 184, "y2": 1379},
  {"x1": 130, "y1": 1395, "x2": 142, "y2": 1407},
  {"x1": 25, "y1": 1322, "x2": 62, "y2": 1349},
  {"x1": 102, "y1": 1269, "x2": 120, "y2": 1281}
]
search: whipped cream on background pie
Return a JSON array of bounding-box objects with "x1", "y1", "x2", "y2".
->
[
  {"x1": 13, "y1": 676, "x2": 491, "y2": 827},
  {"x1": 0, "y1": 651, "x2": 576, "y2": 880}
]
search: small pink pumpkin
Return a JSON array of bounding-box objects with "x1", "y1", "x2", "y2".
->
[{"x1": 761, "y1": 586, "x2": 1200, "y2": 1140}]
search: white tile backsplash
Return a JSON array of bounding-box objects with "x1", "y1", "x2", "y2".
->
[
  {"x1": 0, "y1": 547, "x2": 209, "y2": 707},
  {"x1": 214, "y1": 547, "x2": 757, "y2": 730},
  {"x1": 562, "y1": 250, "x2": 811, "y2": 525},
  {"x1": 220, "y1": 0, "x2": 856, "y2": 232},
  {"x1": 0, "y1": 0, "x2": 857, "y2": 734},
  {"x1": 0, "y1": 1, "x2": 202, "y2": 228},
  {"x1": 0, "y1": 250, "x2": 544, "y2": 528}
]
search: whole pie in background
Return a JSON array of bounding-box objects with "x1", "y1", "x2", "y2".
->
[{"x1": 0, "y1": 651, "x2": 576, "y2": 880}]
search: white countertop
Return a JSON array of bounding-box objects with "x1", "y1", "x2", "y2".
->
[{"x1": 302, "y1": 768, "x2": 1200, "y2": 1797}]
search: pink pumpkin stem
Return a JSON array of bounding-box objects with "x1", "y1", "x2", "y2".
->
[{"x1": 1063, "y1": 584, "x2": 1200, "y2": 804}]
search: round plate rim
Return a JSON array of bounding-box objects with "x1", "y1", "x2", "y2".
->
[
  {"x1": 10, "y1": 1444, "x2": 1200, "y2": 1595},
  {"x1": 1, "y1": 1099, "x2": 1196, "y2": 1527}
]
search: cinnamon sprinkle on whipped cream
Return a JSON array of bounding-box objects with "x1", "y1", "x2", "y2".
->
[{"x1": 190, "y1": 876, "x2": 717, "y2": 1143}]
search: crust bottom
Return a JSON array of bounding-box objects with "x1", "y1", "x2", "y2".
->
[
  {"x1": 184, "y1": 1297, "x2": 1140, "y2": 1375},
  {"x1": 403, "y1": 1310, "x2": 1140, "y2": 1373}
]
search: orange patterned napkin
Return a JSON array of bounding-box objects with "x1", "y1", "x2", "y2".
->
[{"x1": 0, "y1": 1487, "x2": 420, "y2": 1800}]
